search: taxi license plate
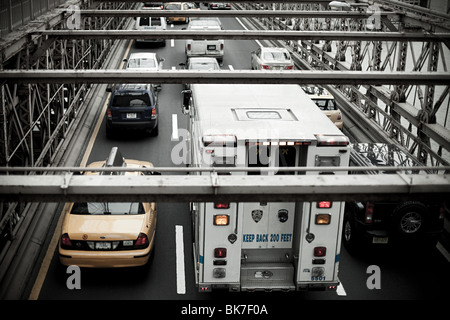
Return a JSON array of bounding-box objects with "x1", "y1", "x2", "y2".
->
[
  {"x1": 372, "y1": 237, "x2": 388, "y2": 244},
  {"x1": 126, "y1": 113, "x2": 137, "y2": 119},
  {"x1": 96, "y1": 242, "x2": 111, "y2": 250},
  {"x1": 207, "y1": 45, "x2": 216, "y2": 50}
]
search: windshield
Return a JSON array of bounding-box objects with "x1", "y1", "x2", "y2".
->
[
  {"x1": 313, "y1": 99, "x2": 336, "y2": 111},
  {"x1": 112, "y1": 93, "x2": 151, "y2": 107},
  {"x1": 189, "y1": 62, "x2": 219, "y2": 70},
  {"x1": 70, "y1": 202, "x2": 145, "y2": 215},
  {"x1": 165, "y1": 3, "x2": 181, "y2": 9},
  {"x1": 127, "y1": 58, "x2": 156, "y2": 69},
  {"x1": 263, "y1": 51, "x2": 290, "y2": 61}
]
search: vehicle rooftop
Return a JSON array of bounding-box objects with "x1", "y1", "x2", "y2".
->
[{"x1": 191, "y1": 84, "x2": 344, "y2": 141}]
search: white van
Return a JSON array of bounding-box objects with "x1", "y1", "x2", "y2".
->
[{"x1": 135, "y1": 16, "x2": 167, "y2": 46}]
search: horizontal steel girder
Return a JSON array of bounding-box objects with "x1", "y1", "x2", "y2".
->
[
  {"x1": 31, "y1": 30, "x2": 450, "y2": 42},
  {"x1": 1, "y1": 70, "x2": 449, "y2": 86},
  {"x1": 0, "y1": 173, "x2": 448, "y2": 202},
  {"x1": 79, "y1": 9, "x2": 394, "y2": 18}
]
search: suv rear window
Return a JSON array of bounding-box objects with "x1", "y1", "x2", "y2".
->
[
  {"x1": 71, "y1": 202, "x2": 145, "y2": 215},
  {"x1": 112, "y1": 93, "x2": 151, "y2": 107}
]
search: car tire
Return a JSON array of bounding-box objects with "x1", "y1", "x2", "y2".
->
[
  {"x1": 343, "y1": 211, "x2": 361, "y2": 253},
  {"x1": 150, "y1": 125, "x2": 159, "y2": 137},
  {"x1": 390, "y1": 201, "x2": 427, "y2": 239}
]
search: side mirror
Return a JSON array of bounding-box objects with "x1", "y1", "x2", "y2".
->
[{"x1": 181, "y1": 89, "x2": 192, "y2": 115}]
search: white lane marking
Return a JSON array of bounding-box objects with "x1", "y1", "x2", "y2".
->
[
  {"x1": 228, "y1": 65, "x2": 234, "y2": 70},
  {"x1": 337, "y1": 282, "x2": 347, "y2": 296},
  {"x1": 176, "y1": 225, "x2": 186, "y2": 294},
  {"x1": 235, "y1": 17, "x2": 263, "y2": 47},
  {"x1": 171, "y1": 114, "x2": 178, "y2": 141},
  {"x1": 171, "y1": 39, "x2": 175, "y2": 47}
]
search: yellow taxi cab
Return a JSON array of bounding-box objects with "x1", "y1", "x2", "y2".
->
[
  {"x1": 58, "y1": 148, "x2": 157, "y2": 268},
  {"x1": 164, "y1": 2, "x2": 200, "y2": 23},
  {"x1": 301, "y1": 86, "x2": 344, "y2": 130}
]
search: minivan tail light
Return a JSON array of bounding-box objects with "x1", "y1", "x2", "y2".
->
[{"x1": 365, "y1": 202, "x2": 374, "y2": 224}]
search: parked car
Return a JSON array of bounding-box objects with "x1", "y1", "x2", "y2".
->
[
  {"x1": 142, "y1": 1, "x2": 164, "y2": 9},
  {"x1": 343, "y1": 143, "x2": 444, "y2": 252},
  {"x1": 184, "y1": 18, "x2": 224, "y2": 64},
  {"x1": 165, "y1": 2, "x2": 199, "y2": 23},
  {"x1": 301, "y1": 86, "x2": 343, "y2": 130},
  {"x1": 124, "y1": 52, "x2": 165, "y2": 91},
  {"x1": 135, "y1": 16, "x2": 167, "y2": 46},
  {"x1": 59, "y1": 147, "x2": 158, "y2": 268},
  {"x1": 106, "y1": 83, "x2": 159, "y2": 137},
  {"x1": 208, "y1": 2, "x2": 231, "y2": 9},
  {"x1": 251, "y1": 47, "x2": 294, "y2": 70}
]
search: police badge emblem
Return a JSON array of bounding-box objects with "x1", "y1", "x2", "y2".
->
[{"x1": 252, "y1": 209, "x2": 263, "y2": 223}]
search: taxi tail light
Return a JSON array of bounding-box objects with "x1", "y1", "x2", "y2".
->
[
  {"x1": 61, "y1": 233, "x2": 73, "y2": 248},
  {"x1": 337, "y1": 111, "x2": 342, "y2": 120},
  {"x1": 135, "y1": 233, "x2": 149, "y2": 248},
  {"x1": 214, "y1": 247, "x2": 227, "y2": 258},
  {"x1": 365, "y1": 202, "x2": 374, "y2": 224},
  {"x1": 261, "y1": 65, "x2": 270, "y2": 70}
]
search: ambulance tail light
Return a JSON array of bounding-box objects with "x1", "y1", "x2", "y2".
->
[
  {"x1": 214, "y1": 202, "x2": 230, "y2": 209},
  {"x1": 317, "y1": 201, "x2": 332, "y2": 208},
  {"x1": 365, "y1": 202, "x2": 374, "y2": 224},
  {"x1": 315, "y1": 214, "x2": 331, "y2": 225},
  {"x1": 214, "y1": 247, "x2": 227, "y2": 258},
  {"x1": 315, "y1": 134, "x2": 349, "y2": 146},
  {"x1": 314, "y1": 246, "x2": 327, "y2": 257},
  {"x1": 214, "y1": 214, "x2": 229, "y2": 226}
]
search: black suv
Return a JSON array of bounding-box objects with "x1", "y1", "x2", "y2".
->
[
  {"x1": 106, "y1": 84, "x2": 159, "y2": 137},
  {"x1": 343, "y1": 143, "x2": 444, "y2": 252}
]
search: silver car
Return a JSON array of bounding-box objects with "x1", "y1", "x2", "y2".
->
[
  {"x1": 251, "y1": 47, "x2": 294, "y2": 70},
  {"x1": 180, "y1": 57, "x2": 220, "y2": 89},
  {"x1": 124, "y1": 52, "x2": 165, "y2": 90}
]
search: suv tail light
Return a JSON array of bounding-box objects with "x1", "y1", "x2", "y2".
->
[
  {"x1": 151, "y1": 108, "x2": 157, "y2": 119},
  {"x1": 214, "y1": 247, "x2": 227, "y2": 258},
  {"x1": 365, "y1": 202, "x2": 374, "y2": 224},
  {"x1": 107, "y1": 108, "x2": 112, "y2": 120}
]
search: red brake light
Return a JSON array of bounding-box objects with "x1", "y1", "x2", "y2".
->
[
  {"x1": 61, "y1": 233, "x2": 73, "y2": 248},
  {"x1": 214, "y1": 247, "x2": 227, "y2": 258},
  {"x1": 314, "y1": 246, "x2": 327, "y2": 257},
  {"x1": 107, "y1": 108, "x2": 112, "y2": 119},
  {"x1": 220, "y1": 43, "x2": 224, "y2": 50},
  {"x1": 261, "y1": 65, "x2": 270, "y2": 70},
  {"x1": 187, "y1": 43, "x2": 191, "y2": 51},
  {"x1": 365, "y1": 202, "x2": 374, "y2": 224},
  {"x1": 285, "y1": 65, "x2": 294, "y2": 70},
  {"x1": 135, "y1": 233, "x2": 149, "y2": 248},
  {"x1": 317, "y1": 201, "x2": 332, "y2": 208},
  {"x1": 214, "y1": 202, "x2": 230, "y2": 209}
]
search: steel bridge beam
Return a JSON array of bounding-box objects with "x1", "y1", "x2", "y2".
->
[
  {"x1": 31, "y1": 30, "x2": 450, "y2": 42},
  {"x1": 2, "y1": 70, "x2": 449, "y2": 86},
  {"x1": 0, "y1": 173, "x2": 448, "y2": 203},
  {"x1": 79, "y1": 9, "x2": 395, "y2": 19}
]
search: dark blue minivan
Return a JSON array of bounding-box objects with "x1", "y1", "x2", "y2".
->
[{"x1": 106, "y1": 84, "x2": 159, "y2": 137}]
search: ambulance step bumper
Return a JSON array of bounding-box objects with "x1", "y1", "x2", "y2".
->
[{"x1": 240, "y1": 262, "x2": 295, "y2": 292}]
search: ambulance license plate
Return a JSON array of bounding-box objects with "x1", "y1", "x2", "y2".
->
[
  {"x1": 372, "y1": 237, "x2": 388, "y2": 244},
  {"x1": 126, "y1": 113, "x2": 137, "y2": 119},
  {"x1": 96, "y1": 242, "x2": 111, "y2": 250}
]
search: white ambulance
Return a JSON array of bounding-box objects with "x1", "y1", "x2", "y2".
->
[{"x1": 181, "y1": 84, "x2": 350, "y2": 292}]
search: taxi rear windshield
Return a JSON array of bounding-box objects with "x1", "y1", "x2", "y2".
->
[{"x1": 70, "y1": 202, "x2": 145, "y2": 215}]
